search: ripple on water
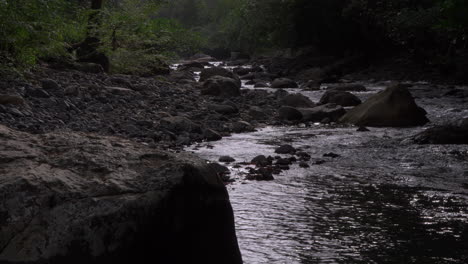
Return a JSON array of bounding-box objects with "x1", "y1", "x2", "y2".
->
[{"x1": 186, "y1": 83, "x2": 468, "y2": 264}]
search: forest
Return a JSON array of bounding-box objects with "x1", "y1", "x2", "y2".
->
[{"x1": 1, "y1": 0, "x2": 468, "y2": 77}]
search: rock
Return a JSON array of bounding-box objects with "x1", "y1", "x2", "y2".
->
[
  {"x1": 274, "y1": 89, "x2": 289, "y2": 99},
  {"x1": 199, "y1": 67, "x2": 241, "y2": 86},
  {"x1": 318, "y1": 90, "x2": 361, "y2": 106},
  {"x1": 251, "y1": 155, "x2": 271, "y2": 166},
  {"x1": 160, "y1": 116, "x2": 202, "y2": 134},
  {"x1": 326, "y1": 84, "x2": 367, "y2": 91},
  {"x1": 233, "y1": 67, "x2": 251, "y2": 76},
  {"x1": 170, "y1": 70, "x2": 196, "y2": 82},
  {"x1": 202, "y1": 76, "x2": 241, "y2": 97},
  {"x1": 323, "y1": 152, "x2": 340, "y2": 158},
  {"x1": 231, "y1": 121, "x2": 254, "y2": 133},
  {"x1": 41, "y1": 79, "x2": 60, "y2": 90},
  {"x1": 275, "y1": 144, "x2": 296, "y2": 154},
  {"x1": 299, "y1": 162, "x2": 310, "y2": 168},
  {"x1": 254, "y1": 82, "x2": 269, "y2": 88},
  {"x1": 208, "y1": 104, "x2": 238, "y2": 115},
  {"x1": 278, "y1": 106, "x2": 303, "y2": 121},
  {"x1": 248, "y1": 106, "x2": 267, "y2": 120},
  {"x1": 275, "y1": 158, "x2": 292, "y2": 165},
  {"x1": 300, "y1": 80, "x2": 321, "y2": 91},
  {"x1": 299, "y1": 104, "x2": 346, "y2": 122},
  {"x1": 219, "y1": 156, "x2": 236, "y2": 163},
  {"x1": 190, "y1": 53, "x2": 216, "y2": 62},
  {"x1": 339, "y1": 85, "x2": 429, "y2": 127},
  {"x1": 256, "y1": 167, "x2": 274, "y2": 181},
  {"x1": 280, "y1": 94, "x2": 315, "y2": 108},
  {"x1": 0, "y1": 94, "x2": 25, "y2": 105},
  {"x1": 412, "y1": 119, "x2": 468, "y2": 144},
  {"x1": 203, "y1": 129, "x2": 222, "y2": 141},
  {"x1": 178, "y1": 61, "x2": 206, "y2": 70},
  {"x1": 0, "y1": 125, "x2": 242, "y2": 264},
  {"x1": 271, "y1": 78, "x2": 298, "y2": 88},
  {"x1": 25, "y1": 87, "x2": 50, "y2": 98},
  {"x1": 357, "y1": 126, "x2": 370, "y2": 132}
]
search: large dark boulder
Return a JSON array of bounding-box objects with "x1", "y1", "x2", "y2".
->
[
  {"x1": 339, "y1": 85, "x2": 429, "y2": 127},
  {"x1": 202, "y1": 76, "x2": 241, "y2": 97},
  {"x1": 299, "y1": 104, "x2": 346, "y2": 122},
  {"x1": 318, "y1": 90, "x2": 361, "y2": 107},
  {"x1": 0, "y1": 125, "x2": 242, "y2": 264},
  {"x1": 160, "y1": 116, "x2": 202, "y2": 134},
  {"x1": 278, "y1": 106, "x2": 303, "y2": 121},
  {"x1": 271, "y1": 78, "x2": 298, "y2": 88},
  {"x1": 412, "y1": 118, "x2": 468, "y2": 144},
  {"x1": 199, "y1": 67, "x2": 241, "y2": 87},
  {"x1": 280, "y1": 94, "x2": 315, "y2": 108}
]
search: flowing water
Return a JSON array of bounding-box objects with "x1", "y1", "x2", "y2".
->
[{"x1": 185, "y1": 63, "x2": 468, "y2": 263}]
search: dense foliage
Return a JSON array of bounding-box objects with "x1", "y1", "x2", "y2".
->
[{"x1": 1, "y1": 0, "x2": 468, "y2": 74}]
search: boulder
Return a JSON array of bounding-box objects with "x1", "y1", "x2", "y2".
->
[
  {"x1": 251, "y1": 155, "x2": 271, "y2": 166},
  {"x1": 199, "y1": 67, "x2": 241, "y2": 87},
  {"x1": 280, "y1": 94, "x2": 315, "y2": 108},
  {"x1": 318, "y1": 90, "x2": 361, "y2": 106},
  {"x1": 299, "y1": 104, "x2": 346, "y2": 122},
  {"x1": 0, "y1": 125, "x2": 242, "y2": 264},
  {"x1": 278, "y1": 106, "x2": 303, "y2": 121},
  {"x1": 339, "y1": 85, "x2": 429, "y2": 127},
  {"x1": 202, "y1": 76, "x2": 241, "y2": 97},
  {"x1": 275, "y1": 144, "x2": 296, "y2": 154},
  {"x1": 248, "y1": 106, "x2": 267, "y2": 120},
  {"x1": 271, "y1": 78, "x2": 298, "y2": 88},
  {"x1": 254, "y1": 82, "x2": 269, "y2": 88},
  {"x1": 412, "y1": 118, "x2": 468, "y2": 144},
  {"x1": 231, "y1": 121, "x2": 254, "y2": 133},
  {"x1": 41, "y1": 79, "x2": 60, "y2": 90},
  {"x1": 219, "y1": 156, "x2": 236, "y2": 163}
]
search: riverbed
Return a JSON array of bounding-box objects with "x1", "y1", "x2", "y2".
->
[{"x1": 187, "y1": 70, "x2": 468, "y2": 264}]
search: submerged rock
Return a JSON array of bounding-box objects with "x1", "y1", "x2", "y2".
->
[
  {"x1": 275, "y1": 144, "x2": 296, "y2": 154},
  {"x1": 0, "y1": 125, "x2": 242, "y2": 264},
  {"x1": 340, "y1": 85, "x2": 429, "y2": 127}
]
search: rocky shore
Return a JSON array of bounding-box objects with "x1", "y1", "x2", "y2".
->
[{"x1": 1, "y1": 52, "x2": 468, "y2": 263}]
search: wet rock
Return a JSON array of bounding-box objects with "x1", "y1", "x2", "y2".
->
[
  {"x1": 254, "y1": 82, "x2": 269, "y2": 88},
  {"x1": 219, "y1": 156, "x2": 236, "y2": 163},
  {"x1": 278, "y1": 106, "x2": 303, "y2": 121},
  {"x1": 233, "y1": 67, "x2": 251, "y2": 76},
  {"x1": 170, "y1": 70, "x2": 196, "y2": 82},
  {"x1": 340, "y1": 85, "x2": 429, "y2": 127},
  {"x1": 0, "y1": 125, "x2": 242, "y2": 264},
  {"x1": 299, "y1": 104, "x2": 346, "y2": 122},
  {"x1": 327, "y1": 83, "x2": 367, "y2": 91},
  {"x1": 323, "y1": 152, "x2": 340, "y2": 158},
  {"x1": 231, "y1": 121, "x2": 254, "y2": 133},
  {"x1": 318, "y1": 90, "x2": 361, "y2": 106},
  {"x1": 280, "y1": 94, "x2": 315, "y2": 108},
  {"x1": 209, "y1": 103, "x2": 238, "y2": 115},
  {"x1": 203, "y1": 129, "x2": 222, "y2": 141},
  {"x1": 275, "y1": 144, "x2": 296, "y2": 154},
  {"x1": 257, "y1": 167, "x2": 274, "y2": 181},
  {"x1": 0, "y1": 94, "x2": 25, "y2": 105},
  {"x1": 357, "y1": 126, "x2": 370, "y2": 132},
  {"x1": 300, "y1": 80, "x2": 321, "y2": 91},
  {"x1": 178, "y1": 61, "x2": 206, "y2": 70},
  {"x1": 299, "y1": 162, "x2": 310, "y2": 168},
  {"x1": 274, "y1": 89, "x2": 289, "y2": 99},
  {"x1": 202, "y1": 76, "x2": 241, "y2": 97},
  {"x1": 199, "y1": 67, "x2": 241, "y2": 86},
  {"x1": 251, "y1": 155, "x2": 271, "y2": 166},
  {"x1": 271, "y1": 78, "x2": 299, "y2": 88},
  {"x1": 275, "y1": 158, "x2": 291, "y2": 165},
  {"x1": 412, "y1": 118, "x2": 468, "y2": 144}
]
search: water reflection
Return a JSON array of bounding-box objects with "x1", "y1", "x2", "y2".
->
[{"x1": 187, "y1": 84, "x2": 468, "y2": 264}]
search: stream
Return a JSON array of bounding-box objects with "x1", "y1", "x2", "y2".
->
[{"x1": 185, "y1": 62, "x2": 468, "y2": 263}]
